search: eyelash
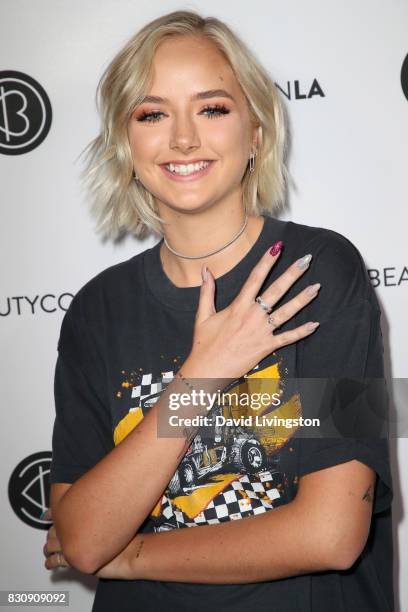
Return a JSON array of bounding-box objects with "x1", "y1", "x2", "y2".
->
[{"x1": 136, "y1": 104, "x2": 230, "y2": 124}]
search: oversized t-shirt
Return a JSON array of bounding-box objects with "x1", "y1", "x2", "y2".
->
[{"x1": 50, "y1": 213, "x2": 394, "y2": 612}]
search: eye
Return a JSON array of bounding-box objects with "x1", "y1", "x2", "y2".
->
[
  {"x1": 136, "y1": 110, "x2": 164, "y2": 124},
  {"x1": 201, "y1": 104, "x2": 230, "y2": 119}
]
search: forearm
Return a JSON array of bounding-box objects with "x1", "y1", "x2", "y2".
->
[
  {"x1": 54, "y1": 360, "x2": 228, "y2": 573},
  {"x1": 126, "y1": 499, "x2": 336, "y2": 584}
]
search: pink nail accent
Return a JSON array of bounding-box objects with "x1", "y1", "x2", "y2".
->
[{"x1": 269, "y1": 241, "x2": 283, "y2": 256}]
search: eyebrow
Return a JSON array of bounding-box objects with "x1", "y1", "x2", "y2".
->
[{"x1": 139, "y1": 89, "x2": 236, "y2": 104}]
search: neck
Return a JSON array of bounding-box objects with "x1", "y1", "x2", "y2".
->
[{"x1": 158, "y1": 204, "x2": 265, "y2": 288}]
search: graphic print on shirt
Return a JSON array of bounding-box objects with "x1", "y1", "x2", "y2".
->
[{"x1": 112, "y1": 354, "x2": 302, "y2": 531}]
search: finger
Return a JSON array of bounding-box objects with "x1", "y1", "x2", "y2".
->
[
  {"x1": 264, "y1": 283, "x2": 321, "y2": 329},
  {"x1": 195, "y1": 265, "x2": 216, "y2": 325},
  {"x1": 44, "y1": 536, "x2": 62, "y2": 557},
  {"x1": 236, "y1": 241, "x2": 284, "y2": 306},
  {"x1": 46, "y1": 525, "x2": 57, "y2": 540},
  {"x1": 267, "y1": 320, "x2": 320, "y2": 350},
  {"x1": 44, "y1": 551, "x2": 69, "y2": 570},
  {"x1": 258, "y1": 253, "x2": 313, "y2": 309}
]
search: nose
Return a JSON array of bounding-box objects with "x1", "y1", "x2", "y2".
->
[{"x1": 169, "y1": 112, "x2": 201, "y2": 154}]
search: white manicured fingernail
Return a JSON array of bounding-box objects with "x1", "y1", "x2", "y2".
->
[
  {"x1": 296, "y1": 254, "x2": 312, "y2": 269},
  {"x1": 306, "y1": 321, "x2": 320, "y2": 332},
  {"x1": 201, "y1": 266, "x2": 208, "y2": 282}
]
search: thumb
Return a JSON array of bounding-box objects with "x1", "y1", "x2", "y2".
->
[{"x1": 195, "y1": 265, "x2": 216, "y2": 324}]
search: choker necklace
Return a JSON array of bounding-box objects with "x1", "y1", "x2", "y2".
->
[{"x1": 163, "y1": 213, "x2": 249, "y2": 260}]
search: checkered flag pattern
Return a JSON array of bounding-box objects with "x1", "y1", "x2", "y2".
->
[
  {"x1": 131, "y1": 371, "x2": 174, "y2": 404},
  {"x1": 153, "y1": 470, "x2": 284, "y2": 531}
]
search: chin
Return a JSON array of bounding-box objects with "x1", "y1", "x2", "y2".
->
[{"x1": 158, "y1": 198, "x2": 220, "y2": 217}]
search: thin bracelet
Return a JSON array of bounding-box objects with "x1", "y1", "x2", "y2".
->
[
  {"x1": 175, "y1": 369, "x2": 233, "y2": 407},
  {"x1": 175, "y1": 369, "x2": 197, "y2": 393}
]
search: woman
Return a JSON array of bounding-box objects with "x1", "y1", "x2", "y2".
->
[{"x1": 43, "y1": 10, "x2": 393, "y2": 612}]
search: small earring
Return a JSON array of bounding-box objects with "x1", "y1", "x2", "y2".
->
[{"x1": 249, "y1": 151, "x2": 256, "y2": 173}]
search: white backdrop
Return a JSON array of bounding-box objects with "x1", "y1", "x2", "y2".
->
[{"x1": 1, "y1": 1, "x2": 407, "y2": 610}]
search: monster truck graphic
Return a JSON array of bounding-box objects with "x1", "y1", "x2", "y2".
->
[{"x1": 167, "y1": 404, "x2": 271, "y2": 496}]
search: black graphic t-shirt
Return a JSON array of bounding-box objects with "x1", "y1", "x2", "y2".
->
[{"x1": 50, "y1": 214, "x2": 394, "y2": 612}]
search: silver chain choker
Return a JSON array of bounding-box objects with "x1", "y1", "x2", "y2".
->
[{"x1": 163, "y1": 213, "x2": 249, "y2": 260}]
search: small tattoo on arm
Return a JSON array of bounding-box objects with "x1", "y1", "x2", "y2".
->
[{"x1": 362, "y1": 485, "x2": 374, "y2": 503}]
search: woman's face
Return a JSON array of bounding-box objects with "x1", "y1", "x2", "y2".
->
[{"x1": 127, "y1": 34, "x2": 258, "y2": 216}]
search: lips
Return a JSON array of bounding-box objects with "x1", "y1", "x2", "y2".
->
[{"x1": 160, "y1": 160, "x2": 216, "y2": 182}]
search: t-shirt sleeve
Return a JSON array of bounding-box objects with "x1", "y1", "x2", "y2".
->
[
  {"x1": 294, "y1": 230, "x2": 393, "y2": 515},
  {"x1": 49, "y1": 292, "x2": 114, "y2": 484}
]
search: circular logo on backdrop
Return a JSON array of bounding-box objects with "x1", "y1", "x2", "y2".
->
[
  {"x1": 0, "y1": 70, "x2": 52, "y2": 155},
  {"x1": 8, "y1": 451, "x2": 53, "y2": 530},
  {"x1": 402, "y1": 53, "x2": 408, "y2": 101}
]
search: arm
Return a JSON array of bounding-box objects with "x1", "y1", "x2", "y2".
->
[
  {"x1": 96, "y1": 459, "x2": 375, "y2": 582},
  {"x1": 51, "y1": 352, "x2": 230, "y2": 573},
  {"x1": 52, "y1": 359, "x2": 226, "y2": 575}
]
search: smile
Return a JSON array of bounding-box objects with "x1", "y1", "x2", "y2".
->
[{"x1": 160, "y1": 160, "x2": 216, "y2": 182}]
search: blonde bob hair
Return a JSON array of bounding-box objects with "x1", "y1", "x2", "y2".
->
[{"x1": 81, "y1": 9, "x2": 289, "y2": 239}]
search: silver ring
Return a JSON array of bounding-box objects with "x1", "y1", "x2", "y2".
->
[
  {"x1": 56, "y1": 552, "x2": 62, "y2": 566},
  {"x1": 255, "y1": 296, "x2": 273, "y2": 314}
]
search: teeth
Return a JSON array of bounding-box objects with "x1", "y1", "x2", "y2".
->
[{"x1": 166, "y1": 160, "x2": 211, "y2": 175}]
